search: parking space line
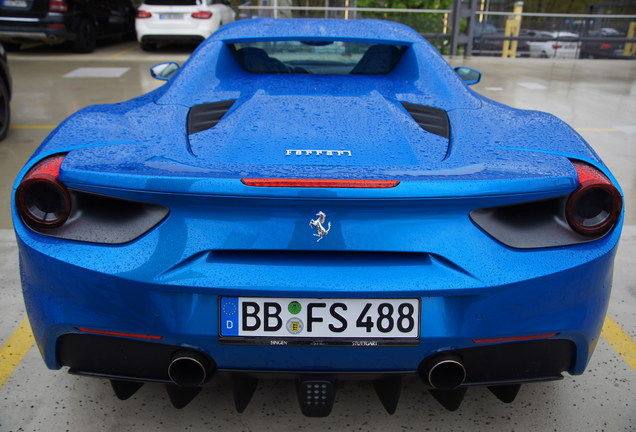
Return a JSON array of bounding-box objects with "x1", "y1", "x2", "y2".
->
[
  {"x1": 111, "y1": 44, "x2": 140, "y2": 58},
  {"x1": 10, "y1": 125, "x2": 56, "y2": 130},
  {"x1": 601, "y1": 316, "x2": 636, "y2": 371},
  {"x1": 0, "y1": 317, "x2": 34, "y2": 389},
  {"x1": 575, "y1": 128, "x2": 620, "y2": 132}
]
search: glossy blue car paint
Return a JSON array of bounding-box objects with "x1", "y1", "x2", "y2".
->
[{"x1": 12, "y1": 18, "x2": 623, "y2": 406}]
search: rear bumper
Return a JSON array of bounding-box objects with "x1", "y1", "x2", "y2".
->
[
  {"x1": 139, "y1": 34, "x2": 204, "y2": 45},
  {"x1": 58, "y1": 333, "x2": 575, "y2": 386},
  {"x1": 18, "y1": 226, "x2": 618, "y2": 379},
  {"x1": 0, "y1": 14, "x2": 71, "y2": 42},
  {"x1": 135, "y1": 19, "x2": 216, "y2": 44}
]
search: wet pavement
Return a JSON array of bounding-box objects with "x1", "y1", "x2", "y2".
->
[{"x1": 0, "y1": 41, "x2": 634, "y2": 431}]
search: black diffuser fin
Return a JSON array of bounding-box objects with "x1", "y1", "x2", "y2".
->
[
  {"x1": 165, "y1": 384, "x2": 202, "y2": 409},
  {"x1": 373, "y1": 376, "x2": 402, "y2": 414},
  {"x1": 428, "y1": 387, "x2": 467, "y2": 411},
  {"x1": 488, "y1": 384, "x2": 521, "y2": 403},
  {"x1": 110, "y1": 380, "x2": 144, "y2": 400},
  {"x1": 231, "y1": 374, "x2": 259, "y2": 413}
]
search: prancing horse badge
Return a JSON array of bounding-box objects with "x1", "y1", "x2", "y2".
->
[{"x1": 309, "y1": 211, "x2": 331, "y2": 242}]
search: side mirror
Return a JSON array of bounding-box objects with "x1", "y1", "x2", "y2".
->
[
  {"x1": 150, "y1": 62, "x2": 180, "y2": 81},
  {"x1": 454, "y1": 66, "x2": 482, "y2": 85}
]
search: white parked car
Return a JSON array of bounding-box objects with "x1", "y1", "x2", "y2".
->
[
  {"x1": 527, "y1": 31, "x2": 581, "y2": 59},
  {"x1": 136, "y1": 0, "x2": 235, "y2": 51}
]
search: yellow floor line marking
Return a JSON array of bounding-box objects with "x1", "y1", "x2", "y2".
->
[
  {"x1": 575, "y1": 128, "x2": 620, "y2": 132},
  {"x1": 0, "y1": 317, "x2": 34, "y2": 389},
  {"x1": 601, "y1": 316, "x2": 636, "y2": 371},
  {"x1": 111, "y1": 44, "x2": 139, "y2": 58},
  {"x1": 10, "y1": 125, "x2": 56, "y2": 130}
]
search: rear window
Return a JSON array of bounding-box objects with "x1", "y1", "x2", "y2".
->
[
  {"x1": 143, "y1": 0, "x2": 197, "y2": 5},
  {"x1": 229, "y1": 41, "x2": 408, "y2": 75}
]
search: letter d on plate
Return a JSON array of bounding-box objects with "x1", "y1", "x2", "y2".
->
[{"x1": 221, "y1": 297, "x2": 239, "y2": 336}]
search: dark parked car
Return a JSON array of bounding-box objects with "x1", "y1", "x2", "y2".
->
[
  {"x1": 472, "y1": 22, "x2": 529, "y2": 57},
  {"x1": 0, "y1": 42, "x2": 11, "y2": 140},
  {"x1": 0, "y1": 0, "x2": 136, "y2": 53},
  {"x1": 580, "y1": 29, "x2": 629, "y2": 59}
]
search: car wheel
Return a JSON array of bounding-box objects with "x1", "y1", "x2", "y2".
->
[
  {"x1": 141, "y1": 41, "x2": 158, "y2": 52},
  {"x1": 0, "y1": 78, "x2": 11, "y2": 141},
  {"x1": 540, "y1": 51, "x2": 548, "y2": 58},
  {"x1": 72, "y1": 18, "x2": 97, "y2": 53}
]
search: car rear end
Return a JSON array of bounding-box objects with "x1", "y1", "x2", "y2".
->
[
  {"x1": 580, "y1": 30, "x2": 627, "y2": 59},
  {"x1": 0, "y1": 0, "x2": 72, "y2": 45},
  {"x1": 136, "y1": 0, "x2": 221, "y2": 47},
  {"x1": 12, "y1": 139, "x2": 623, "y2": 415},
  {"x1": 551, "y1": 33, "x2": 581, "y2": 58},
  {"x1": 10, "y1": 21, "x2": 625, "y2": 416}
]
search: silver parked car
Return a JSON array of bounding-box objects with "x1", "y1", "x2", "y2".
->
[{"x1": 528, "y1": 31, "x2": 581, "y2": 59}]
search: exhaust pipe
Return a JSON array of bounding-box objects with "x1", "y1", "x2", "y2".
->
[
  {"x1": 421, "y1": 353, "x2": 466, "y2": 390},
  {"x1": 168, "y1": 350, "x2": 211, "y2": 388}
]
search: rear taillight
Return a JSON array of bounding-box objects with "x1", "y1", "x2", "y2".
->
[
  {"x1": 136, "y1": 10, "x2": 152, "y2": 19},
  {"x1": 600, "y1": 43, "x2": 612, "y2": 50},
  {"x1": 566, "y1": 161, "x2": 622, "y2": 237},
  {"x1": 191, "y1": 11, "x2": 213, "y2": 19},
  {"x1": 49, "y1": 0, "x2": 68, "y2": 12},
  {"x1": 552, "y1": 44, "x2": 562, "y2": 49},
  {"x1": 16, "y1": 154, "x2": 71, "y2": 229}
]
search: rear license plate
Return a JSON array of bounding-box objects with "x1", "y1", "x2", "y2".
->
[
  {"x1": 159, "y1": 13, "x2": 184, "y2": 20},
  {"x1": 2, "y1": 0, "x2": 28, "y2": 7},
  {"x1": 219, "y1": 297, "x2": 420, "y2": 346}
]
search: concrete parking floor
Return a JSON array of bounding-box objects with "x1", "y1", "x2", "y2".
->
[{"x1": 0, "y1": 41, "x2": 635, "y2": 431}]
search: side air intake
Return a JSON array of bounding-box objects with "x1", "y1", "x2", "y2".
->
[
  {"x1": 401, "y1": 102, "x2": 450, "y2": 139},
  {"x1": 187, "y1": 100, "x2": 236, "y2": 134}
]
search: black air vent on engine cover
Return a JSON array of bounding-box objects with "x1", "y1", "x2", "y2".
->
[
  {"x1": 187, "y1": 100, "x2": 236, "y2": 134},
  {"x1": 401, "y1": 102, "x2": 450, "y2": 139}
]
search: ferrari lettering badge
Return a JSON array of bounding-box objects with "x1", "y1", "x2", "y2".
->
[
  {"x1": 286, "y1": 149, "x2": 352, "y2": 157},
  {"x1": 309, "y1": 211, "x2": 331, "y2": 242}
]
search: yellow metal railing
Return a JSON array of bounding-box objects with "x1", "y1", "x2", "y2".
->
[
  {"x1": 625, "y1": 21, "x2": 636, "y2": 57},
  {"x1": 502, "y1": 1, "x2": 524, "y2": 58}
]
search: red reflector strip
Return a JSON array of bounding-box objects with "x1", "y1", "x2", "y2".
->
[
  {"x1": 241, "y1": 178, "x2": 400, "y2": 188},
  {"x1": 77, "y1": 328, "x2": 163, "y2": 340},
  {"x1": 24, "y1": 153, "x2": 65, "y2": 181},
  {"x1": 571, "y1": 160, "x2": 611, "y2": 185},
  {"x1": 473, "y1": 333, "x2": 558, "y2": 344}
]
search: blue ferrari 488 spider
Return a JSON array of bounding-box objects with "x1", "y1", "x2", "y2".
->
[{"x1": 12, "y1": 18, "x2": 623, "y2": 416}]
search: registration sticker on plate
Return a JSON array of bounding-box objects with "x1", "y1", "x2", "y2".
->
[{"x1": 219, "y1": 297, "x2": 420, "y2": 346}]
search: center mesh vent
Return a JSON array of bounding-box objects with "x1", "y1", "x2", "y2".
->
[
  {"x1": 401, "y1": 102, "x2": 450, "y2": 139},
  {"x1": 187, "y1": 100, "x2": 236, "y2": 134}
]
